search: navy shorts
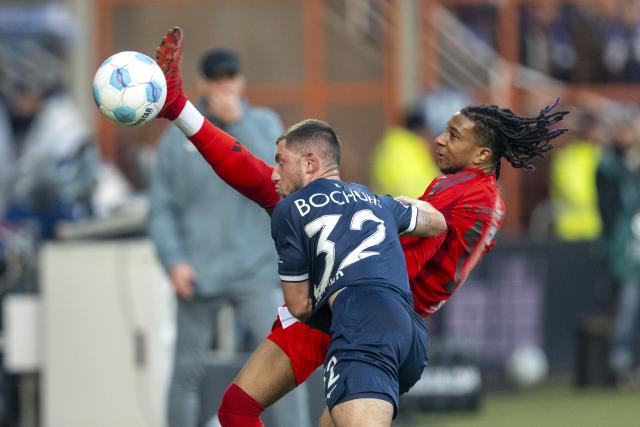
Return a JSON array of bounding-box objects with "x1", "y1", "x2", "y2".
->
[{"x1": 323, "y1": 285, "x2": 429, "y2": 415}]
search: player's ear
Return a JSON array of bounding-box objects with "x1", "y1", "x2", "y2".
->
[
  {"x1": 474, "y1": 146, "x2": 493, "y2": 165},
  {"x1": 305, "y1": 152, "x2": 319, "y2": 174}
]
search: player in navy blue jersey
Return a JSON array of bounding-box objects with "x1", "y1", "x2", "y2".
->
[
  {"x1": 273, "y1": 179, "x2": 420, "y2": 329},
  {"x1": 269, "y1": 119, "x2": 446, "y2": 426}
]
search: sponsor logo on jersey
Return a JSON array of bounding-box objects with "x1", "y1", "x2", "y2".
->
[{"x1": 294, "y1": 189, "x2": 382, "y2": 217}]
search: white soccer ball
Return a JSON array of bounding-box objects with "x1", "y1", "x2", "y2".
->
[
  {"x1": 92, "y1": 51, "x2": 167, "y2": 127},
  {"x1": 505, "y1": 345, "x2": 549, "y2": 388}
]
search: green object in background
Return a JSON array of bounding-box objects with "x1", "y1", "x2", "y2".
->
[
  {"x1": 371, "y1": 127, "x2": 440, "y2": 199},
  {"x1": 550, "y1": 140, "x2": 603, "y2": 241}
]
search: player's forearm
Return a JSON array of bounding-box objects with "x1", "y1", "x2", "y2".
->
[
  {"x1": 399, "y1": 196, "x2": 447, "y2": 237},
  {"x1": 172, "y1": 101, "x2": 280, "y2": 210},
  {"x1": 418, "y1": 207, "x2": 447, "y2": 237},
  {"x1": 282, "y1": 281, "x2": 312, "y2": 321}
]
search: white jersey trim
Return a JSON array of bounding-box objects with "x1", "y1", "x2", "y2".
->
[
  {"x1": 174, "y1": 101, "x2": 204, "y2": 137},
  {"x1": 400, "y1": 205, "x2": 418, "y2": 235},
  {"x1": 279, "y1": 273, "x2": 309, "y2": 282}
]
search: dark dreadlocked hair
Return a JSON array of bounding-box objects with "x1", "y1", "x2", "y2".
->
[{"x1": 460, "y1": 99, "x2": 569, "y2": 178}]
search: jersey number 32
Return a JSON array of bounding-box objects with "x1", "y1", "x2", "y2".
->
[{"x1": 304, "y1": 209, "x2": 386, "y2": 300}]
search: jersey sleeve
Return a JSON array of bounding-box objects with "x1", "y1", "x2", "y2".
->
[
  {"x1": 271, "y1": 201, "x2": 308, "y2": 282},
  {"x1": 379, "y1": 195, "x2": 418, "y2": 234}
]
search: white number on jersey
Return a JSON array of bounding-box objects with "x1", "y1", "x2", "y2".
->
[{"x1": 304, "y1": 209, "x2": 386, "y2": 300}]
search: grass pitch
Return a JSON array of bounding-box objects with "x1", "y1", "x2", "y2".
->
[{"x1": 413, "y1": 380, "x2": 640, "y2": 427}]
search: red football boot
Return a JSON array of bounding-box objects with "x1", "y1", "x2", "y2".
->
[{"x1": 155, "y1": 27, "x2": 188, "y2": 120}]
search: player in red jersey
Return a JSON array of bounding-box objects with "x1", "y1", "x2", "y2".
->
[{"x1": 154, "y1": 28, "x2": 568, "y2": 426}]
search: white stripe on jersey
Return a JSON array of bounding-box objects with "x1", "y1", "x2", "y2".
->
[
  {"x1": 401, "y1": 205, "x2": 418, "y2": 234},
  {"x1": 279, "y1": 273, "x2": 309, "y2": 282}
]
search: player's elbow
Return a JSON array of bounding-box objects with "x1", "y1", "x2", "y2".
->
[
  {"x1": 405, "y1": 201, "x2": 447, "y2": 237},
  {"x1": 282, "y1": 281, "x2": 312, "y2": 321},
  {"x1": 428, "y1": 212, "x2": 447, "y2": 236},
  {"x1": 411, "y1": 210, "x2": 447, "y2": 237},
  {"x1": 288, "y1": 298, "x2": 312, "y2": 321}
]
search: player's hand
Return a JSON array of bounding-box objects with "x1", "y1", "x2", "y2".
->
[
  {"x1": 396, "y1": 195, "x2": 437, "y2": 212},
  {"x1": 169, "y1": 262, "x2": 196, "y2": 300},
  {"x1": 155, "y1": 27, "x2": 188, "y2": 121},
  {"x1": 395, "y1": 195, "x2": 413, "y2": 206}
]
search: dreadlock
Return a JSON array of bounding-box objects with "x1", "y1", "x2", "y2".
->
[{"x1": 460, "y1": 98, "x2": 569, "y2": 178}]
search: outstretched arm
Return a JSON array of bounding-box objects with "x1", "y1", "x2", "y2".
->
[
  {"x1": 155, "y1": 27, "x2": 280, "y2": 211},
  {"x1": 396, "y1": 195, "x2": 447, "y2": 237}
]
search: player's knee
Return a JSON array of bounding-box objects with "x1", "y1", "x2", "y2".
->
[{"x1": 218, "y1": 383, "x2": 265, "y2": 427}]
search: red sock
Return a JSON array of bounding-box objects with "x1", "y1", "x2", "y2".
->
[
  {"x1": 169, "y1": 101, "x2": 280, "y2": 210},
  {"x1": 189, "y1": 120, "x2": 280, "y2": 210},
  {"x1": 218, "y1": 383, "x2": 265, "y2": 427}
]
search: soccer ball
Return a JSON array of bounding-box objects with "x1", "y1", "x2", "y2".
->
[
  {"x1": 505, "y1": 345, "x2": 549, "y2": 388},
  {"x1": 92, "y1": 51, "x2": 167, "y2": 127}
]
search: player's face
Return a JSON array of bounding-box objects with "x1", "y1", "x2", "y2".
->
[
  {"x1": 434, "y1": 113, "x2": 487, "y2": 174},
  {"x1": 273, "y1": 139, "x2": 305, "y2": 197}
]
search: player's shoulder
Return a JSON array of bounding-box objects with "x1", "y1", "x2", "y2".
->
[
  {"x1": 272, "y1": 180, "x2": 325, "y2": 219},
  {"x1": 425, "y1": 169, "x2": 496, "y2": 199},
  {"x1": 272, "y1": 191, "x2": 297, "y2": 218},
  {"x1": 271, "y1": 194, "x2": 299, "y2": 236},
  {"x1": 344, "y1": 180, "x2": 375, "y2": 195},
  {"x1": 343, "y1": 181, "x2": 389, "y2": 206}
]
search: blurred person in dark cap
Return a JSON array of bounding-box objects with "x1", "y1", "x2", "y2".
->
[
  {"x1": 197, "y1": 47, "x2": 245, "y2": 126},
  {"x1": 201, "y1": 48, "x2": 242, "y2": 77},
  {"x1": 148, "y1": 47, "x2": 311, "y2": 427}
]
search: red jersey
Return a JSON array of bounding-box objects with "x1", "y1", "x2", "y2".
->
[{"x1": 401, "y1": 168, "x2": 505, "y2": 317}]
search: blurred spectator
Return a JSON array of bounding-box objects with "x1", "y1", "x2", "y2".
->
[
  {"x1": 565, "y1": 0, "x2": 607, "y2": 82},
  {"x1": 451, "y1": 5, "x2": 498, "y2": 51},
  {"x1": 596, "y1": 108, "x2": 640, "y2": 384},
  {"x1": 521, "y1": 3, "x2": 577, "y2": 82},
  {"x1": 371, "y1": 106, "x2": 440, "y2": 198},
  {"x1": 550, "y1": 110, "x2": 605, "y2": 240},
  {"x1": 518, "y1": 0, "x2": 640, "y2": 83},
  {"x1": 0, "y1": 33, "x2": 99, "y2": 427},
  {"x1": 0, "y1": 38, "x2": 99, "y2": 240},
  {"x1": 148, "y1": 48, "x2": 310, "y2": 427},
  {"x1": 600, "y1": 0, "x2": 640, "y2": 82}
]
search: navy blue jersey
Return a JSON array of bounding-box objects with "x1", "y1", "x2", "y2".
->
[{"x1": 271, "y1": 178, "x2": 418, "y2": 324}]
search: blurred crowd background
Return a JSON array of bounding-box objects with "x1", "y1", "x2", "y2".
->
[{"x1": 1, "y1": 1, "x2": 640, "y2": 426}]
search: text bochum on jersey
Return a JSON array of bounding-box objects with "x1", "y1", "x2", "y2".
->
[{"x1": 271, "y1": 178, "x2": 418, "y2": 331}]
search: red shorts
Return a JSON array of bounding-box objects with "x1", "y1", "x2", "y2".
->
[{"x1": 267, "y1": 316, "x2": 331, "y2": 385}]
